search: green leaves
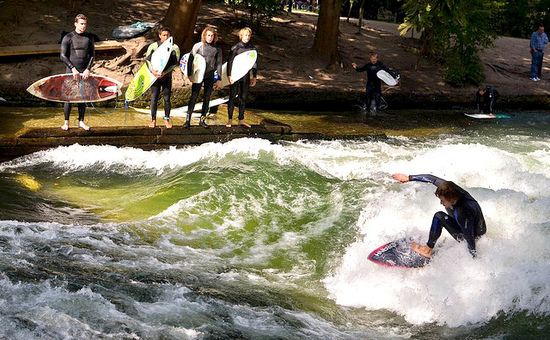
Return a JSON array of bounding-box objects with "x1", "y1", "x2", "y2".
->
[{"x1": 400, "y1": 0, "x2": 498, "y2": 86}]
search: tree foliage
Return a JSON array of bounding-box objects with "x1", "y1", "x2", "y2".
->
[
  {"x1": 496, "y1": 0, "x2": 550, "y2": 38},
  {"x1": 343, "y1": 0, "x2": 403, "y2": 21},
  {"x1": 228, "y1": 0, "x2": 281, "y2": 26},
  {"x1": 399, "y1": 0, "x2": 497, "y2": 86}
]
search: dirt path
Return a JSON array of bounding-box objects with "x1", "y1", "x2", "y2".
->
[{"x1": 1, "y1": 1, "x2": 549, "y2": 109}]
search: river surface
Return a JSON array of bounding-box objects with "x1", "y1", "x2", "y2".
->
[{"x1": 0, "y1": 108, "x2": 549, "y2": 339}]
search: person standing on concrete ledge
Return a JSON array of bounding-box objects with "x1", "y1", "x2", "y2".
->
[
  {"x1": 146, "y1": 27, "x2": 180, "y2": 129},
  {"x1": 60, "y1": 14, "x2": 94, "y2": 131},
  {"x1": 184, "y1": 26, "x2": 223, "y2": 129}
]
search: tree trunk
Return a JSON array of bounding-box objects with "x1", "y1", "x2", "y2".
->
[
  {"x1": 312, "y1": 0, "x2": 343, "y2": 65},
  {"x1": 162, "y1": 0, "x2": 203, "y2": 52},
  {"x1": 357, "y1": 0, "x2": 366, "y2": 30}
]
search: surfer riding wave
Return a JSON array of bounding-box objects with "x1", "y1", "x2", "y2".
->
[{"x1": 392, "y1": 173, "x2": 487, "y2": 258}]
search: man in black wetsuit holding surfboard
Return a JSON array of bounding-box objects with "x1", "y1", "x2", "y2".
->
[
  {"x1": 146, "y1": 27, "x2": 180, "y2": 129},
  {"x1": 392, "y1": 173, "x2": 487, "y2": 258},
  {"x1": 352, "y1": 52, "x2": 397, "y2": 114},
  {"x1": 226, "y1": 27, "x2": 257, "y2": 128},
  {"x1": 60, "y1": 14, "x2": 95, "y2": 131},
  {"x1": 184, "y1": 26, "x2": 223, "y2": 128}
]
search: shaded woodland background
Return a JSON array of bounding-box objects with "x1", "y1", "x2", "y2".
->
[{"x1": 0, "y1": 0, "x2": 549, "y2": 109}]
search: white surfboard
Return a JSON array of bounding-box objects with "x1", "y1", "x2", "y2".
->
[
  {"x1": 133, "y1": 97, "x2": 229, "y2": 117},
  {"x1": 377, "y1": 70, "x2": 398, "y2": 86},
  {"x1": 151, "y1": 37, "x2": 173, "y2": 72},
  {"x1": 125, "y1": 37, "x2": 173, "y2": 101},
  {"x1": 180, "y1": 53, "x2": 206, "y2": 83},
  {"x1": 464, "y1": 113, "x2": 512, "y2": 119},
  {"x1": 220, "y1": 50, "x2": 258, "y2": 88}
]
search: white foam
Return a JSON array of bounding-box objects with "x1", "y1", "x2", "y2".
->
[
  {"x1": 3, "y1": 135, "x2": 550, "y2": 330},
  {"x1": 324, "y1": 138, "x2": 550, "y2": 327}
]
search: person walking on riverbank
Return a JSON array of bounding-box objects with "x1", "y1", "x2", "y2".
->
[
  {"x1": 146, "y1": 27, "x2": 180, "y2": 129},
  {"x1": 352, "y1": 53, "x2": 397, "y2": 114},
  {"x1": 530, "y1": 24, "x2": 548, "y2": 81},
  {"x1": 226, "y1": 27, "x2": 257, "y2": 128},
  {"x1": 60, "y1": 14, "x2": 94, "y2": 131},
  {"x1": 184, "y1": 26, "x2": 223, "y2": 128}
]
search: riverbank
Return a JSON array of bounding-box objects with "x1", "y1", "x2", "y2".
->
[{"x1": 1, "y1": 1, "x2": 549, "y2": 110}]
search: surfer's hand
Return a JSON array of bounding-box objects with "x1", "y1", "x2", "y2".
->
[
  {"x1": 82, "y1": 69, "x2": 90, "y2": 80},
  {"x1": 214, "y1": 80, "x2": 222, "y2": 89},
  {"x1": 351, "y1": 63, "x2": 357, "y2": 69},
  {"x1": 228, "y1": 76, "x2": 233, "y2": 85},
  {"x1": 71, "y1": 68, "x2": 81, "y2": 81},
  {"x1": 251, "y1": 78, "x2": 257, "y2": 87},
  {"x1": 392, "y1": 173, "x2": 409, "y2": 183}
]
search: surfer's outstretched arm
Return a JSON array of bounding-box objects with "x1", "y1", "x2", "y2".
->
[{"x1": 393, "y1": 173, "x2": 446, "y2": 187}]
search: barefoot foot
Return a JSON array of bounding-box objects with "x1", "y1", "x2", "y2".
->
[
  {"x1": 79, "y1": 121, "x2": 90, "y2": 131},
  {"x1": 238, "y1": 120, "x2": 251, "y2": 128},
  {"x1": 411, "y1": 242, "x2": 433, "y2": 258}
]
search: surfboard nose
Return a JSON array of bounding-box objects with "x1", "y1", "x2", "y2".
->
[{"x1": 102, "y1": 86, "x2": 118, "y2": 93}]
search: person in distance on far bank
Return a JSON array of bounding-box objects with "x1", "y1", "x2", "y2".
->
[{"x1": 530, "y1": 23, "x2": 548, "y2": 81}]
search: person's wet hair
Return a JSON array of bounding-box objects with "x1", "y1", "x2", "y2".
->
[{"x1": 435, "y1": 181, "x2": 462, "y2": 201}]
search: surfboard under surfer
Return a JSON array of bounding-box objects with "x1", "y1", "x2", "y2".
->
[
  {"x1": 352, "y1": 52, "x2": 398, "y2": 114},
  {"x1": 392, "y1": 173, "x2": 487, "y2": 258},
  {"x1": 60, "y1": 14, "x2": 95, "y2": 131}
]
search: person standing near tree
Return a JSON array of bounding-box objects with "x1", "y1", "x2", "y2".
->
[
  {"x1": 60, "y1": 14, "x2": 94, "y2": 131},
  {"x1": 226, "y1": 27, "x2": 257, "y2": 128},
  {"x1": 530, "y1": 24, "x2": 548, "y2": 81}
]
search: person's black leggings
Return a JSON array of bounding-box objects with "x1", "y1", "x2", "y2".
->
[
  {"x1": 427, "y1": 211, "x2": 464, "y2": 248},
  {"x1": 227, "y1": 75, "x2": 250, "y2": 120},
  {"x1": 150, "y1": 75, "x2": 172, "y2": 120},
  {"x1": 64, "y1": 103, "x2": 86, "y2": 121},
  {"x1": 187, "y1": 70, "x2": 216, "y2": 118}
]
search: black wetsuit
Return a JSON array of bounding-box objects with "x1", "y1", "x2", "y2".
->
[
  {"x1": 186, "y1": 41, "x2": 223, "y2": 124},
  {"x1": 227, "y1": 41, "x2": 257, "y2": 121},
  {"x1": 476, "y1": 86, "x2": 499, "y2": 114},
  {"x1": 355, "y1": 61, "x2": 392, "y2": 111},
  {"x1": 146, "y1": 40, "x2": 180, "y2": 121},
  {"x1": 409, "y1": 174, "x2": 487, "y2": 256},
  {"x1": 60, "y1": 30, "x2": 95, "y2": 121}
]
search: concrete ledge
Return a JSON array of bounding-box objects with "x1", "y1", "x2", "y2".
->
[{"x1": 0, "y1": 118, "x2": 387, "y2": 162}]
